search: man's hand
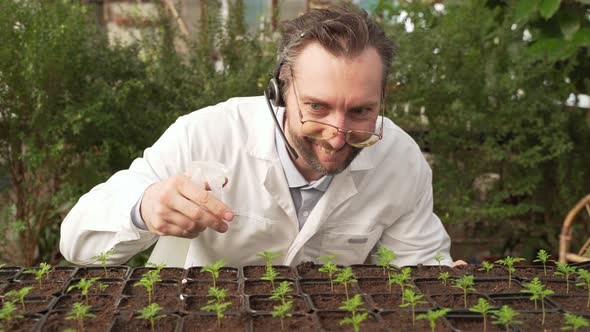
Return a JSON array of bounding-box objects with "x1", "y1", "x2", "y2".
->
[
  {"x1": 452, "y1": 260, "x2": 468, "y2": 267},
  {"x1": 140, "y1": 174, "x2": 234, "y2": 238}
]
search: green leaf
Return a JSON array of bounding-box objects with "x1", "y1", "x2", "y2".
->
[
  {"x1": 572, "y1": 28, "x2": 590, "y2": 47},
  {"x1": 515, "y1": 0, "x2": 540, "y2": 20},
  {"x1": 527, "y1": 37, "x2": 577, "y2": 61},
  {"x1": 539, "y1": 0, "x2": 561, "y2": 19},
  {"x1": 559, "y1": 11, "x2": 581, "y2": 40}
]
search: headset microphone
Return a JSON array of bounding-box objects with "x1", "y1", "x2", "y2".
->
[{"x1": 264, "y1": 87, "x2": 299, "y2": 160}]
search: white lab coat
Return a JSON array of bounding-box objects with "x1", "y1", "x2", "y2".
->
[{"x1": 60, "y1": 96, "x2": 452, "y2": 268}]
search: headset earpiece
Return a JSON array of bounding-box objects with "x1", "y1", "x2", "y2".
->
[{"x1": 266, "y1": 77, "x2": 284, "y2": 107}]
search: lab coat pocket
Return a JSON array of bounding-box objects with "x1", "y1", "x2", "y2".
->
[{"x1": 320, "y1": 227, "x2": 381, "y2": 266}]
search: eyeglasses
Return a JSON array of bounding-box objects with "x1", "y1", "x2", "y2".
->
[{"x1": 290, "y1": 73, "x2": 384, "y2": 148}]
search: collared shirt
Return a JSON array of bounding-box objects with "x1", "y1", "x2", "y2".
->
[{"x1": 274, "y1": 108, "x2": 333, "y2": 230}]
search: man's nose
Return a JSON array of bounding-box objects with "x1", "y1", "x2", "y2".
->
[{"x1": 324, "y1": 131, "x2": 347, "y2": 150}]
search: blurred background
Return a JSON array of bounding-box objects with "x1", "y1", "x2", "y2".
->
[{"x1": 1, "y1": 0, "x2": 589, "y2": 267}]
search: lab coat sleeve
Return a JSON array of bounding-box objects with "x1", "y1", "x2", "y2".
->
[
  {"x1": 60, "y1": 116, "x2": 193, "y2": 265},
  {"x1": 377, "y1": 159, "x2": 453, "y2": 267}
]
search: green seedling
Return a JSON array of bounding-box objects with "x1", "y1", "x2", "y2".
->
[
  {"x1": 495, "y1": 256, "x2": 525, "y2": 288},
  {"x1": 554, "y1": 261, "x2": 576, "y2": 294},
  {"x1": 201, "y1": 287, "x2": 232, "y2": 329},
  {"x1": 257, "y1": 251, "x2": 283, "y2": 269},
  {"x1": 261, "y1": 265, "x2": 280, "y2": 290},
  {"x1": 399, "y1": 289, "x2": 427, "y2": 326},
  {"x1": 0, "y1": 264, "x2": 5, "y2": 269},
  {"x1": 4, "y1": 286, "x2": 32, "y2": 311},
  {"x1": 533, "y1": 249, "x2": 551, "y2": 277},
  {"x1": 521, "y1": 276, "x2": 555, "y2": 324},
  {"x1": 434, "y1": 252, "x2": 445, "y2": 270},
  {"x1": 67, "y1": 277, "x2": 101, "y2": 303},
  {"x1": 453, "y1": 275, "x2": 475, "y2": 308},
  {"x1": 575, "y1": 268, "x2": 590, "y2": 308},
  {"x1": 335, "y1": 267, "x2": 357, "y2": 301},
  {"x1": 374, "y1": 246, "x2": 396, "y2": 276},
  {"x1": 270, "y1": 281, "x2": 293, "y2": 305},
  {"x1": 134, "y1": 269, "x2": 162, "y2": 304},
  {"x1": 478, "y1": 261, "x2": 495, "y2": 274},
  {"x1": 146, "y1": 262, "x2": 167, "y2": 273},
  {"x1": 339, "y1": 294, "x2": 367, "y2": 332},
  {"x1": 388, "y1": 267, "x2": 413, "y2": 297},
  {"x1": 0, "y1": 301, "x2": 23, "y2": 323},
  {"x1": 65, "y1": 302, "x2": 96, "y2": 331},
  {"x1": 469, "y1": 297, "x2": 493, "y2": 332},
  {"x1": 22, "y1": 262, "x2": 52, "y2": 288},
  {"x1": 318, "y1": 255, "x2": 339, "y2": 292},
  {"x1": 91, "y1": 249, "x2": 114, "y2": 277},
  {"x1": 437, "y1": 271, "x2": 450, "y2": 287},
  {"x1": 137, "y1": 303, "x2": 165, "y2": 332},
  {"x1": 272, "y1": 300, "x2": 293, "y2": 331},
  {"x1": 417, "y1": 308, "x2": 451, "y2": 332},
  {"x1": 562, "y1": 312, "x2": 590, "y2": 332},
  {"x1": 200, "y1": 259, "x2": 225, "y2": 288},
  {"x1": 491, "y1": 305, "x2": 522, "y2": 332}
]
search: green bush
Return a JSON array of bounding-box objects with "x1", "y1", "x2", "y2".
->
[
  {"x1": 0, "y1": 0, "x2": 274, "y2": 266},
  {"x1": 375, "y1": 0, "x2": 590, "y2": 256}
]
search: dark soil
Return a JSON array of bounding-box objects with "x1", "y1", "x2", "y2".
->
[
  {"x1": 73, "y1": 266, "x2": 130, "y2": 279},
  {"x1": 252, "y1": 314, "x2": 319, "y2": 331},
  {"x1": 446, "y1": 314, "x2": 504, "y2": 332},
  {"x1": 350, "y1": 264, "x2": 390, "y2": 278},
  {"x1": 130, "y1": 267, "x2": 186, "y2": 280},
  {"x1": 117, "y1": 295, "x2": 183, "y2": 312},
  {"x1": 316, "y1": 311, "x2": 387, "y2": 332},
  {"x1": 4, "y1": 281, "x2": 65, "y2": 297},
  {"x1": 407, "y1": 265, "x2": 463, "y2": 278},
  {"x1": 182, "y1": 280, "x2": 240, "y2": 296},
  {"x1": 41, "y1": 310, "x2": 114, "y2": 332},
  {"x1": 474, "y1": 279, "x2": 523, "y2": 294},
  {"x1": 430, "y1": 293, "x2": 495, "y2": 309},
  {"x1": 299, "y1": 279, "x2": 360, "y2": 295},
  {"x1": 186, "y1": 267, "x2": 239, "y2": 280},
  {"x1": 1, "y1": 314, "x2": 43, "y2": 332},
  {"x1": 358, "y1": 278, "x2": 411, "y2": 294},
  {"x1": 545, "y1": 280, "x2": 576, "y2": 295},
  {"x1": 381, "y1": 310, "x2": 451, "y2": 331},
  {"x1": 111, "y1": 311, "x2": 181, "y2": 332},
  {"x1": 123, "y1": 280, "x2": 181, "y2": 297},
  {"x1": 17, "y1": 267, "x2": 76, "y2": 282},
  {"x1": 519, "y1": 312, "x2": 569, "y2": 332},
  {"x1": 248, "y1": 295, "x2": 310, "y2": 313},
  {"x1": 66, "y1": 278, "x2": 124, "y2": 296},
  {"x1": 513, "y1": 266, "x2": 558, "y2": 281},
  {"x1": 549, "y1": 295, "x2": 589, "y2": 314},
  {"x1": 0, "y1": 296, "x2": 55, "y2": 314},
  {"x1": 490, "y1": 295, "x2": 560, "y2": 311},
  {"x1": 452, "y1": 264, "x2": 508, "y2": 278},
  {"x1": 296, "y1": 261, "x2": 328, "y2": 279},
  {"x1": 184, "y1": 295, "x2": 243, "y2": 313},
  {"x1": 371, "y1": 293, "x2": 435, "y2": 311},
  {"x1": 242, "y1": 265, "x2": 296, "y2": 279},
  {"x1": 308, "y1": 293, "x2": 374, "y2": 311},
  {"x1": 414, "y1": 279, "x2": 461, "y2": 295},
  {"x1": 243, "y1": 279, "x2": 296, "y2": 295},
  {"x1": 53, "y1": 294, "x2": 117, "y2": 311},
  {"x1": 181, "y1": 313, "x2": 248, "y2": 332}
]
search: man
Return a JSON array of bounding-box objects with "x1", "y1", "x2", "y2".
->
[{"x1": 60, "y1": 6, "x2": 455, "y2": 268}]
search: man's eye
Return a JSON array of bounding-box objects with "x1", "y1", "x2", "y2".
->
[
  {"x1": 309, "y1": 103, "x2": 322, "y2": 111},
  {"x1": 351, "y1": 108, "x2": 371, "y2": 116}
]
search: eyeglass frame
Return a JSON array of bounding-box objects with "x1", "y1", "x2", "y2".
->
[{"x1": 289, "y1": 70, "x2": 385, "y2": 148}]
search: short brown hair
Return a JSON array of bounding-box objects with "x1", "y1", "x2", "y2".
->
[{"x1": 277, "y1": 5, "x2": 395, "y2": 96}]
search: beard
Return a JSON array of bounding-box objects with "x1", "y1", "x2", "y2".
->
[{"x1": 287, "y1": 123, "x2": 362, "y2": 176}]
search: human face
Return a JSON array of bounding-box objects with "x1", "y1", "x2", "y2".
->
[{"x1": 283, "y1": 42, "x2": 384, "y2": 181}]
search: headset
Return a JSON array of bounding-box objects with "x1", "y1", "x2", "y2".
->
[{"x1": 264, "y1": 59, "x2": 299, "y2": 160}]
